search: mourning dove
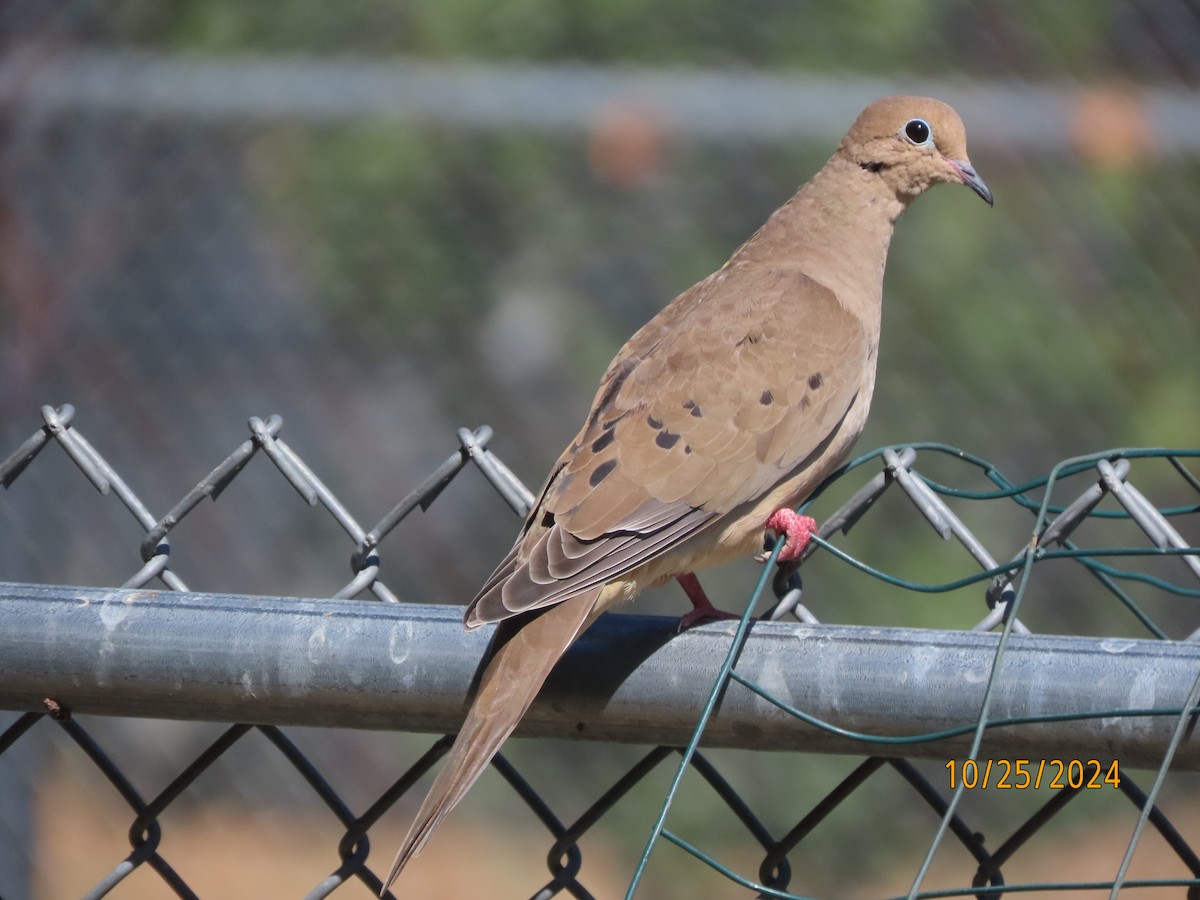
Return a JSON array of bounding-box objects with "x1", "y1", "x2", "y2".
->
[{"x1": 383, "y1": 95, "x2": 991, "y2": 892}]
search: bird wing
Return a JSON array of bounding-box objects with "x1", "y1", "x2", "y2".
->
[{"x1": 467, "y1": 261, "x2": 868, "y2": 626}]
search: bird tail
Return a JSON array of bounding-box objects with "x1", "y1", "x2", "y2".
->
[{"x1": 381, "y1": 586, "x2": 604, "y2": 894}]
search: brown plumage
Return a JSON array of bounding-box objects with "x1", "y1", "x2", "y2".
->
[{"x1": 383, "y1": 95, "x2": 991, "y2": 893}]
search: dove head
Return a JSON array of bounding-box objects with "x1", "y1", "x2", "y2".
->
[{"x1": 839, "y1": 95, "x2": 993, "y2": 207}]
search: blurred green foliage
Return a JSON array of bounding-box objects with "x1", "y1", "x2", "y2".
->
[
  {"x1": 107, "y1": 0, "x2": 1129, "y2": 75},
  {"x1": 97, "y1": 1, "x2": 1200, "y2": 468}
]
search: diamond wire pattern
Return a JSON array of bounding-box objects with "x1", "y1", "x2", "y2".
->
[{"x1": 1, "y1": 405, "x2": 1199, "y2": 898}]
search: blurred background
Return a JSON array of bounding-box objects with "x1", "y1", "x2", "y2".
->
[{"x1": 0, "y1": 1, "x2": 1198, "y2": 897}]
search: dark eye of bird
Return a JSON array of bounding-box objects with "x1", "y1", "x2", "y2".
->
[{"x1": 904, "y1": 118, "x2": 932, "y2": 145}]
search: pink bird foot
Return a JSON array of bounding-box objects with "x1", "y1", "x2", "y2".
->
[
  {"x1": 759, "y1": 508, "x2": 818, "y2": 562},
  {"x1": 674, "y1": 572, "x2": 740, "y2": 631}
]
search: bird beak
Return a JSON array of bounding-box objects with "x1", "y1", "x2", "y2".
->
[{"x1": 947, "y1": 158, "x2": 993, "y2": 206}]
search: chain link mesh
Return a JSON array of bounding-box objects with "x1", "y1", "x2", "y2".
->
[{"x1": 1, "y1": 406, "x2": 1198, "y2": 898}]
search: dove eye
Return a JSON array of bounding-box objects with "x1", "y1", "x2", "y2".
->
[{"x1": 903, "y1": 118, "x2": 932, "y2": 146}]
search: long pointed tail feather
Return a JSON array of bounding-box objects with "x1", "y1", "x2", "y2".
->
[{"x1": 382, "y1": 586, "x2": 604, "y2": 894}]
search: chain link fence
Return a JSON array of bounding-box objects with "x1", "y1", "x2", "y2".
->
[
  {"x1": 2, "y1": 3, "x2": 1200, "y2": 897},
  {"x1": 1, "y1": 406, "x2": 1198, "y2": 898}
]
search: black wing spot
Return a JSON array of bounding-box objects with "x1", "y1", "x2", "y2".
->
[
  {"x1": 541, "y1": 511, "x2": 556, "y2": 528},
  {"x1": 655, "y1": 431, "x2": 680, "y2": 450},
  {"x1": 589, "y1": 459, "x2": 618, "y2": 487},
  {"x1": 646, "y1": 414, "x2": 663, "y2": 430},
  {"x1": 682, "y1": 400, "x2": 703, "y2": 417},
  {"x1": 590, "y1": 428, "x2": 615, "y2": 453},
  {"x1": 759, "y1": 389, "x2": 774, "y2": 405},
  {"x1": 808, "y1": 373, "x2": 824, "y2": 390},
  {"x1": 684, "y1": 444, "x2": 693, "y2": 454}
]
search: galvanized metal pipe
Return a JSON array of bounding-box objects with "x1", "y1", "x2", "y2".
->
[
  {"x1": 1, "y1": 581, "x2": 1196, "y2": 770},
  {"x1": 5, "y1": 51, "x2": 1200, "y2": 154}
]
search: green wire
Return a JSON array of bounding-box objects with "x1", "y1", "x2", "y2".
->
[
  {"x1": 624, "y1": 446, "x2": 1200, "y2": 898},
  {"x1": 625, "y1": 535, "x2": 785, "y2": 898}
]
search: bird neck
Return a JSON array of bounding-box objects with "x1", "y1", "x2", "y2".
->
[{"x1": 735, "y1": 154, "x2": 907, "y2": 324}]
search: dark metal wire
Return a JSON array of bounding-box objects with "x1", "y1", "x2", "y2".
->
[{"x1": 1, "y1": 406, "x2": 1198, "y2": 898}]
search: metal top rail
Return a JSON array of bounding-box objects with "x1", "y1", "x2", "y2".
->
[{"x1": 3, "y1": 581, "x2": 1197, "y2": 770}]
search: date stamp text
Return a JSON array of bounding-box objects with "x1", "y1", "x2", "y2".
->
[{"x1": 945, "y1": 758, "x2": 1120, "y2": 790}]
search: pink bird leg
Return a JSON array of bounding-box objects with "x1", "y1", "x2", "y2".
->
[
  {"x1": 676, "y1": 509, "x2": 817, "y2": 629},
  {"x1": 674, "y1": 572, "x2": 739, "y2": 631}
]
